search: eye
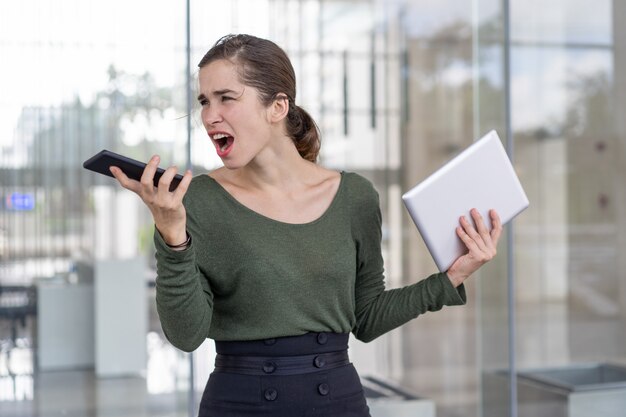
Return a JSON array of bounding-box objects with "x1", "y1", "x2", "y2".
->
[
  {"x1": 198, "y1": 98, "x2": 208, "y2": 106},
  {"x1": 221, "y1": 96, "x2": 233, "y2": 102}
]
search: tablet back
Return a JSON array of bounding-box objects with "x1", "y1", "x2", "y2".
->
[{"x1": 401, "y1": 130, "x2": 529, "y2": 271}]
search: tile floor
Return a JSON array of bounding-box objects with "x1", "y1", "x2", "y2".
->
[{"x1": 0, "y1": 336, "x2": 193, "y2": 417}]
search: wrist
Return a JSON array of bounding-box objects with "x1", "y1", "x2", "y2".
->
[
  {"x1": 165, "y1": 232, "x2": 191, "y2": 251},
  {"x1": 156, "y1": 226, "x2": 188, "y2": 249},
  {"x1": 446, "y1": 269, "x2": 467, "y2": 288}
]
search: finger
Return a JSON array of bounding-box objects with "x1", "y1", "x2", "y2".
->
[
  {"x1": 110, "y1": 166, "x2": 142, "y2": 194},
  {"x1": 457, "y1": 224, "x2": 493, "y2": 264},
  {"x1": 140, "y1": 155, "x2": 160, "y2": 193},
  {"x1": 470, "y1": 208, "x2": 498, "y2": 254},
  {"x1": 157, "y1": 165, "x2": 180, "y2": 195},
  {"x1": 470, "y1": 208, "x2": 491, "y2": 242},
  {"x1": 172, "y1": 169, "x2": 193, "y2": 200},
  {"x1": 460, "y1": 214, "x2": 488, "y2": 252},
  {"x1": 457, "y1": 223, "x2": 480, "y2": 253},
  {"x1": 490, "y1": 209, "x2": 503, "y2": 243}
]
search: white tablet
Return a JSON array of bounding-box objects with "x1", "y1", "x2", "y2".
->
[{"x1": 402, "y1": 130, "x2": 529, "y2": 272}]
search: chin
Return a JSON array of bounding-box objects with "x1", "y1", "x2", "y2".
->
[
  {"x1": 220, "y1": 158, "x2": 246, "y2": 170},
  {"x1": 220, "y1": 152, "x2": 259, "y2": 170}
]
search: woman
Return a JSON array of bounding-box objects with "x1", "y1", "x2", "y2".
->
[{"x1": 110, "y1": 34, "x2": 502, "y2": 417}]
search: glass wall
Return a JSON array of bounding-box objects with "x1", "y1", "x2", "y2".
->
[
  {"x1": 0, "y1": 0, "x2": 191, "y2": 413},
  {"x1": 1, "y1": 1, "x2": 625, "y2": 417},
  {"x1": 505, "y1": 1, "x2": 626, "y2": 416}
]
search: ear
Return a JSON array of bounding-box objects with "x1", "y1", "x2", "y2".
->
[{"x1": 267, "y1": 94, "x2": 289, "y2": 123}]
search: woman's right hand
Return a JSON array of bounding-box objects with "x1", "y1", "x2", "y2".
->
[{"x1": 109, "y1": 155, "x2": 193, "y2": 246}]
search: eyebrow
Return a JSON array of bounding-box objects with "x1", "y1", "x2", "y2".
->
[{"x1": 197, "y1": 89, "x2": 239, "y2": 102}]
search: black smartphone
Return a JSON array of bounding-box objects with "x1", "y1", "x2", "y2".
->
[{"x1": 83, "y1": 150, "x2": 184, "y2": 191}]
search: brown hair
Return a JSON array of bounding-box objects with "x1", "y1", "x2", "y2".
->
[{"x1": 198, "y1": 34, "x2": 321, "y2": 163}]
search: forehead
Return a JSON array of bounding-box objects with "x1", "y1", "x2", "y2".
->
[{"x1": 198, "y1": 59, "x2": 242, "y2": 91}]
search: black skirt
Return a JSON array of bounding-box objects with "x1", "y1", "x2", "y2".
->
[{"x1": 198, "y1": 333, "x2": 371, "y2": 417}]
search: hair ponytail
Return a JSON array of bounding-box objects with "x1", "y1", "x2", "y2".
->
[{"x1": 287, "y1": 104, "x2": 321, "y2": 163}]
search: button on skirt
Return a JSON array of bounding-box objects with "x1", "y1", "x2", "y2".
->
[{"x1": 198, "y1": 333, "x2": 371, "y2": 417}]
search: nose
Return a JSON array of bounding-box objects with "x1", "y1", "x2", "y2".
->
[{"x1": 202, "y1": 105, "x2": 222, "y2": 127}]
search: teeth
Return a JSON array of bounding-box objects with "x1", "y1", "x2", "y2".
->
[{"x1": 212, "y1": 132, "x2": 232, "y2": 153}]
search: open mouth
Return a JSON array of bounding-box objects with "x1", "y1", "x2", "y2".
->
[{"x1": 211, "y1": 132, "x2": 235, "y2": 155}]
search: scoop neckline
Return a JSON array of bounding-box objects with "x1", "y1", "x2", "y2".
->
[{"x1": 202, "y1": 171, "x2": 346, "y2": 227}]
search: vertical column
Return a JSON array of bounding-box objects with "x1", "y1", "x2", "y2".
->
[{"x1": 614, "y1": 0, "x2": 626, "y2": 324}]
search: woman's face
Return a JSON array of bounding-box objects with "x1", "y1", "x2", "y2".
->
[{"x1": 197, "y1": 59, "x2": 274, "y2": 169}]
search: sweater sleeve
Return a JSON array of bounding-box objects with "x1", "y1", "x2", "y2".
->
[
  {"x1": 154, "y1": 230, "x2": 214, "y2": 352},
  {"x1": 351, "y1": 178, "x2": 466, "y2": 343}
]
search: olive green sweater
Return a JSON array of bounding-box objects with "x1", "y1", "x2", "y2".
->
[{"x1": 154, "y1": 171, "x2": 466, "y2": 352}]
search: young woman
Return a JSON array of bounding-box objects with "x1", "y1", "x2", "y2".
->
[{"x1": 110, "y1": 34, "x2": 502, "y2": 417}]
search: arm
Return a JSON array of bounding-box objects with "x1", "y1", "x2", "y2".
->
[
  {"x1": 352, "y1": 188, "x2": 502, "y2": 342},
  {"x1": 154, "y1": 231, "x2": 214, "y2": 352},
  {"x1": 351, "y1": 188, "x2": 466, "y2": 342},
  {"x1": 110, "y1": 155, "x2": 213, "y2": 352}
]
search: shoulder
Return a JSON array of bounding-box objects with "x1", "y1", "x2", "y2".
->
[
  {"x1": 341, "y1": 171, "x2": 380, "y2": 204},
  {"x1": 338, "y1": 172, "x2": 382, "y2": 242},
  {"x1": 186, "y1": 173, "x2": 213, "y2": 194},
  {"x1": 339, "y1": 172, "x2": 381, "y2": 226},
  {"x1": 182, "y1": 174, "x2": 217, "y2": 208}
]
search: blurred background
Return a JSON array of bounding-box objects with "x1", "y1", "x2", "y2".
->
[{"x1": 1, "y1": 1, "x2": 625, "y2": 416}]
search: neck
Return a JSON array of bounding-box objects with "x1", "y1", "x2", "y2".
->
[{"x1": 234, "y1": 139, "x2": 316, "y2": 191}]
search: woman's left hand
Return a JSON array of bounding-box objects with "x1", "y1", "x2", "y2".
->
[{"x1": 446, "y1": 208, "x2": 502, "y2": 287}]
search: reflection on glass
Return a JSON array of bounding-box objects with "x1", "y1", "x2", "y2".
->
[{"x1": 511, "y1": 0, "x2": 612, "y2": 45}]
